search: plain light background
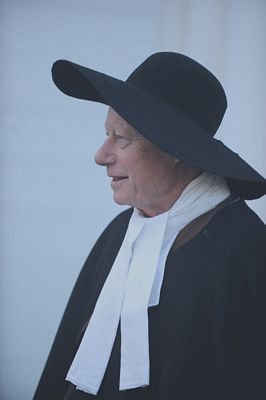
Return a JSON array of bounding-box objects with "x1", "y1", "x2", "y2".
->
[{"x1": 1, "y1": 0, "x2": 265, "y2": 398}]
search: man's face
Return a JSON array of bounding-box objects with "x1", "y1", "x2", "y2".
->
[{"x1": 94, "y1": 108, "x2": 180, "y2": 216}]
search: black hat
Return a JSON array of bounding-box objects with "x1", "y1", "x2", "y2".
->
[{"x1": 52, "y1": 52, "x2": 265, "y2": 199}]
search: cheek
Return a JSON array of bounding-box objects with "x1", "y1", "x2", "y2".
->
[
  {"x1": 130, "y1": 166, "x2": 155, "y2": 194},
  {"x1": 135, "y1": 158, "x2": 176, "y2": 194},
  {"x1": 121, "y1": 144, "x2": 172, "y2": 194}
]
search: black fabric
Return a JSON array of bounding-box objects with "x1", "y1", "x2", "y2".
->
[{"x1": 33, "y1": 200, "x2": 266, "y2": 400}]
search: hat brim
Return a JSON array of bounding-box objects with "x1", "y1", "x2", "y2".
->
[{"x1": 52, "y1": 60, "x2": 266, "y2": 200}]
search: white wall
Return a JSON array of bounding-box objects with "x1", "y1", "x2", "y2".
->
[{"x1": 0, "y1": 1, "x2": 265, "y2": 398}]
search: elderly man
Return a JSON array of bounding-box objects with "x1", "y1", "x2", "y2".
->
[{"x1": 33, "y1": 53, "x2": 266, "y2": 400}]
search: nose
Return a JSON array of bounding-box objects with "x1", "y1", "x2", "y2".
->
[{"x1": 94, "y1": 138, "x2": 116, "y2": 166}]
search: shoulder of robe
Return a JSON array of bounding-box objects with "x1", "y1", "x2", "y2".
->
[
  {"x1": 203, "y1": 199, "x2": 265, "y2": 248},
  {"x1": 226, "y1": 200, "x2": 265, "y2": 252},
  {"x1": 77, "y1": 207, "x2": 134, "y2": 277},
  {"x1": 208, "y1": 200, "x2": 266, "y2": 280},
  {"x1": 86, "y1": 207, "x2": 134, "y2": 254},
  {"x1": 171, "y1": 199, "x2": 266, "y2": 280},
  {"x1": 96, "y1": 207, "x2": 133, "y2": 240}
]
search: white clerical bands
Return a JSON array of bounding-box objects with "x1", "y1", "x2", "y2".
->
[{"x1": 66, "y1": 172, "x2": 230, "y2": 395}]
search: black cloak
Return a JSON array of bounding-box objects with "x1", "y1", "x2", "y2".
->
[{"x1": 33, "y1": 199, "x2": 266, "y2": 400}]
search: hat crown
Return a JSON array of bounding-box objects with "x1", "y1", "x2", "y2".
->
[{"x1": 126, "y1": 52, "x2": 227, "y2": 137}]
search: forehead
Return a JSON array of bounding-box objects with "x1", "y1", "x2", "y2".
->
[{"x1": 105, "y1": 108, "x2": 141, "y2": 138}]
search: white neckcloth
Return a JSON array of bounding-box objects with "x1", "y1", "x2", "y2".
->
[{"x1": 66, "y1": 172, "x2": 230, "y2": 395}]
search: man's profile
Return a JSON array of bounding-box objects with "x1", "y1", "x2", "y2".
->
[{"x1": 33, "y1": 52, "x2": 266, "y2": 400}]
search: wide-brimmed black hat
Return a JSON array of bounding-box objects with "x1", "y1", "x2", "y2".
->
[{"x1": 52, "y1": 52, "x2": 265, "y2": 199}]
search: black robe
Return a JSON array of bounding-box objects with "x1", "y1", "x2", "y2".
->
[{"x1": 33, "y1": 199, "x2": 266, "y2": 400}]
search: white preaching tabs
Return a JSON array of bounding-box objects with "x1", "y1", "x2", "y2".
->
[{"x1": 66, "y1": 208, "x2": 147, "y2": 395}]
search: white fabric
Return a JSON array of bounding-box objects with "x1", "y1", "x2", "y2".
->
[{"x1": 66, "y1": 172, "x2": 230, "y2": 395}]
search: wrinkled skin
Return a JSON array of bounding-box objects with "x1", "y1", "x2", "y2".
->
[{"x1": 94, "y1": 108, "x2": 201, "y2": 217}]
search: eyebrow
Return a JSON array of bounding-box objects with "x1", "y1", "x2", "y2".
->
[
  {"x1": 105, "y1": 126, "x2": 142, "y2": 141},
  {"x1": 105, "y1": 130, "x2": 131, "y2": 139}
]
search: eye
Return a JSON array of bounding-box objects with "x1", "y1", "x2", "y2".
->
[
  {"x1": 115, "y1": 134, "x2": 131, "y2": 148},
  {"x1": 116, "y1": 134, "x2": 127, "y2": 141}
]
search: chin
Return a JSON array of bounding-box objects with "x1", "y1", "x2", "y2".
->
[
  {"x1": 113, "y1": 195, "x2": 128, "y2": 206},
  {"x1": 112, "y1": 193, "x2": 133, "y2": 207}
]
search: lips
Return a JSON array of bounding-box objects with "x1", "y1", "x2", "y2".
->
[
  {"x1": 112, "y1": 176, "x2": 128, "y2": 182},
  {"x1": 110, "y1": 176, "x2": 128, "y2": 189}
]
